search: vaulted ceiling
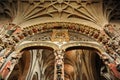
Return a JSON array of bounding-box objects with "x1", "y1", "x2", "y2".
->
[
  {"x1": 0, "y1": 0, "x2": 120, "y2": 80},
  {"x1": 0, "y1": 0, "x2": 120, "y2": 29}
]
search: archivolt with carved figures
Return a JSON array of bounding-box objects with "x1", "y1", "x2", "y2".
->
[{"x1": 0, "y1": 22, "x2": 120, "y2": 80}]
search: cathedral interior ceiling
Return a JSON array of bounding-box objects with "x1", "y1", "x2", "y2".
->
[
  {"x1": 0, "y1": 0, "x2": 120, "y2": 80},
  {"x1": 0, "y1": 0, "x2": 119, "y2": 29}
]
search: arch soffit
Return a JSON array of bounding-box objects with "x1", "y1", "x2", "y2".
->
[
  {"x1": 15, "y1": 41, "x2": 106, "y2": 57},
  {"x1": 15, "y1": 41, "x2": 58, "y2": 53}
]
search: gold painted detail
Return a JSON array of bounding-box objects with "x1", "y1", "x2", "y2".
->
[{"x1": 51, "y1": 29, "x2": 69, "y2": 42}]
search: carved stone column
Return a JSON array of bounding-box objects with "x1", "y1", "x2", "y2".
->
[{"x1": 54, "y1": 50, "x2": 64, "y2": 80}]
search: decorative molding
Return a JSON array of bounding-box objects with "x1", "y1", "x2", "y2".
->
[{"x1": 51, "y1": 29, "x2": 69, "y2": 42}]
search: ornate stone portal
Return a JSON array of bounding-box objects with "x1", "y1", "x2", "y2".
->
[
  {"x1": 0, "y1": 0, "x2": 120, "y2": 80},
  {"x1": 0, "y1": 22, "x2": 120, "y2": 80}
]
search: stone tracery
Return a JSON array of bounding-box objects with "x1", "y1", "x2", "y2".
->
[{"x1": 0, "y1": 0, "x2": 120, "y2": 80}]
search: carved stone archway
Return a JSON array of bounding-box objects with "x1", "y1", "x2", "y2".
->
[
  {"x1": 0, "y1": 22, "x2": 120, "y2": 80},
  {"x1": 0, "y1": 0, "x2": 120, "y2": 79}
]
